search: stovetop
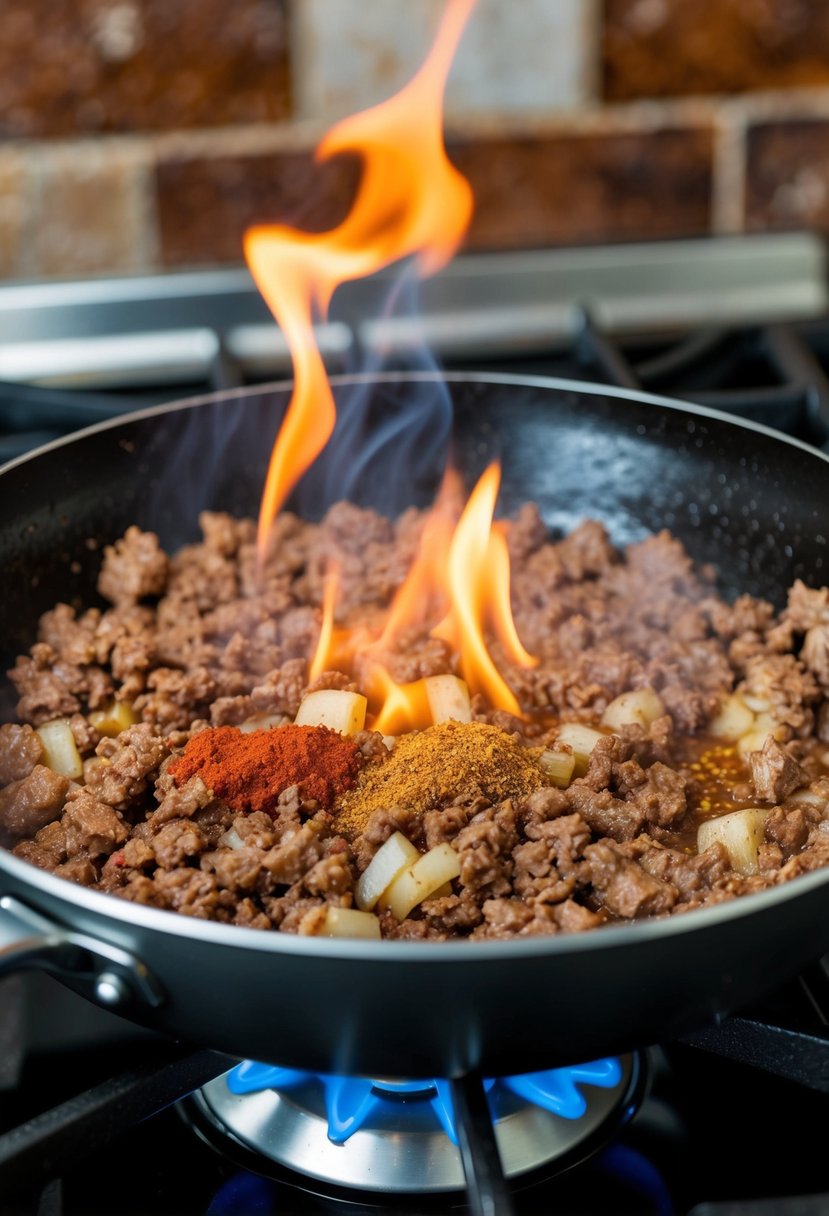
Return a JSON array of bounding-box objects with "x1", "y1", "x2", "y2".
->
[
  {"x1": 2, "y1": 233, "x2": 829, "y2": 1215},
  {"x1": 3, "y1": 969, "x2": 829, "y2": 1216},
  {"x1": 1, "y1": 232, "x2": 828, "y2": 462}
]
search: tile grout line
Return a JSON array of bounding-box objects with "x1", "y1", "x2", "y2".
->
[{"x1": 711, "y1": 104, "x2": 748, "y2": 236}]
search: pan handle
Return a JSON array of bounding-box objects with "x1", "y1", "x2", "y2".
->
[{"x1": 0, "y1": 894, "x2": 164, "y2": 1009}]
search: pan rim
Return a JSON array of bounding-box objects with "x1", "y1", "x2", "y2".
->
[
  {"x1": 2, "y1": 839, "x2": 829, "y2": 960},
  {"x1": 2, "y1": 368, "x2": 829, "y2": 475},
  {"x1": 2, "y1": 369, "x2": 829, "y2": 961}
]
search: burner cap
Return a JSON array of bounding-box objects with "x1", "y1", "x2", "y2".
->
[{"x1": 187, "y1": 1055, "x2": 642, "y2": 1194}]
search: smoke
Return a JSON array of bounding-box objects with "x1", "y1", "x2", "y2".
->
[
  {"x1": 134, "y1": 257, "x2": 459, "y2": 541},
  {"x1": 289, "y1": 258, "x2": 454, "y2": 518},
  {"x1": 135, "y1": 384, "x2": 279, "y2": 544}
]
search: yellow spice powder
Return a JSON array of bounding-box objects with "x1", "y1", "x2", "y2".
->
[{"x1": 335, "y1": 720, "x2": 546, "y2": 837}]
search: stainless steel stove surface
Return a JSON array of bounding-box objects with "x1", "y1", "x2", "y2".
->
[
  {"x1": 3, "y1": 233, "x2": 829, "y2": 1216},
  {"x1": 1, "y1": 232, "x2": 828, "y2": 460}
]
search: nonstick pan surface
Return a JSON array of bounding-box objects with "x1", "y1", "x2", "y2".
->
[{"x1": 0, "y1": 372, "x2": 828, "y2": 1078}]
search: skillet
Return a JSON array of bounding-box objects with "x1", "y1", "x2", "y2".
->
[{"x1": 0, "y1": 370, "x2": 828, "y2": 1079}]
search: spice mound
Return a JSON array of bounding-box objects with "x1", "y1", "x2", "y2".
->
[
  {"x1": 167, "y1": 724, "x2": 361, "y2": 815},
  {"x1": 336, "y1": 720, "x2": 545, "y2": 838}
]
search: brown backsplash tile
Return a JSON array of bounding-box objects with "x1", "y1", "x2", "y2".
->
[
  {"x1": 452, "y1": 126, "x2": 714, "y2": 251},
  {"x1": 604, "y1": 0, "x2": 829, "y2": 100},
  {"x1": 0, "y1": 0, "x2": 290, "y2": 138},
  {"x1": 7, "y1": 1, "x2": 828, "y2": 283},
  {"x1": 156, "y1": 148, "x2": 360, "y2": 267},
  {"x1": 157, "y1": 125, "x2": 714, "y2": 269},
  {"x1": 746, "y1": 118, "x2": 829, "y2": 234},
  {"x1": 0, "y1": 158, "x2": 25, "y2": 279}
]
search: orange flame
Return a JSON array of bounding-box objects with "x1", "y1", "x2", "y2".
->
[
  {"x1": 370, "y1": 665, "x2": 431, "y2": 737},
  {"x1": 434, "y1": 463, "x2": 537, "y2": 715},
  {"x1": 376, "y1": 466, "x2": 463, "y2": 650},
  {"x1": 308, "y1": 564, "x2": 376, "y2": 679},
  {"x1": 245, "y1": 0, "x2": 477, "y2": 561},
  {"x1": 310, "y1": 464, "x2": 536, "y2": 728},
  {"x1": 486, "y1": 521, "x2": 537, "y2": 669},
  {"x1": 244, "y1": 0, "x2": 535, "y2": 728},
  {"x1": 308, "y1": 564, "x2": 340, "y2": 682}
]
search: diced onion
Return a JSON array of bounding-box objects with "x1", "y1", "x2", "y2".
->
[
  {"x1": 88, "y1": 700, "x2": 138, "y2": 738},
  {"x1": 697, "y1": 808, "x2": 769, "y2": 876},
  {"x1": 539, "y1": 746, "x2": 576, "y2": 789},
  {"x1": 707, "y1": 693, "x2": 755, "y2": 742},
  {"x1": 737, "y1": 729, "x2": 774, "y2": 758},
  {"x1": 601, "y1": 688, "x2": 665, "y2": 731},
  {"x1": 753, "y1": 712, "x2": 787, "y2": 742},
  {"x1": 379, "y1": 843, "x2": 461, "y2": 921},
  {"x1": 742, "y1": 694, "x2": 771, "y2": 714},
  {"x1": 355, "y1": 831, "x2": 420, "y2": 911},
  {"x1": 294, "y1": 690, "x2": 367, "y2": 736},
  {"x1": 424, "y1": 674, "x2": 472, "y2": 725},
  {"x1": 36, "y1": 719, "x2": 83, "y2": 779},
  {"x1": 218, "y1": 827, "x2": 245, "y2": 850},
  {"x1": 318, "y1": 906, "x2": 382, "y2": 940},
  {"x1": 555, "y1": 723, "x2": 606, "y2": 775}
]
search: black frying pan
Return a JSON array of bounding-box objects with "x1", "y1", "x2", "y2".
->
[{"x1": 0, "y1": 371, "x2": 828, "y2": 1079}]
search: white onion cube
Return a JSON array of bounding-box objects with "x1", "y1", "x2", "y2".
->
[
  {"x1": 319, "y1": 906, "x2": 382, "y2": 939},
  {"x1": 424, "y1": 674, "x2": 472, "y2": 725},
  {"x1": 708, "y1": 694, "x2": 755, "y2": 743},
  {"x1": 36, "y1": 719, "x2": 83, "y2": 779},
  {"x1": 380, "y1": 843, "x2": 461, "y2": 920},
  {"x1": 697, "y1": 808, "x2": 769, "y2": 876},
  {"x1": 355, "y1": 831, "x2": 420, "y2": 911},
  {"x1": 555, "y1": 723, "x2": 606, "y2": 775},
  {"x1": 601, "y1": 688, "x2": 665, "y2": 731},
  {"x1": 294, "y1": 690, "x2": 367, "y2": 735}
]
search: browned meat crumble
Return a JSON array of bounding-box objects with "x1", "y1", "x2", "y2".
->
[{"x1": 2, "y1": 504, "x2": 829, "y2": 940}]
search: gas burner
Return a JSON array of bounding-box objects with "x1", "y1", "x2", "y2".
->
[{"x1": 185, "y1": 1055, "x2": 643, "y2": 1194}]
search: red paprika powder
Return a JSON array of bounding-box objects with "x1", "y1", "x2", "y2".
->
[{"x1": 167, "y1": 724, "x2": 361, "y2": 816}]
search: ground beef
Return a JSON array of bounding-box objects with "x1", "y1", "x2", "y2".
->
[
  {"x1": 0, "y1": 765, "x2": 70, "y2": 844},
  {"x1": 581, "y1": 840, "x2": 678, "y2": 919},
  {"x1": 8, "y1": 648, "x2": 82, "y2": 724},
  {"x1": 4, "y1": 508, "x2": 829, "y2": 940},
  {"x1": 350, "y1": 806, "x2": 420, "y2": 870},
  {"x1": 455, "y1": 813, "x2": 516, "y2": 898},
  {"x1": 801, "y1": 626, "x2": 829, "y2": 690},
  {"x1": 738, "y1": 654, "x2": 820, "y2": 738},
  {"x1": 14, "y1": 819, "x2": 69, "y2": 871},
  {"x1": 0, "y1": 724, "x2": 43, "y2": 785},
  {"x1": 61, "y1": 790, "x2": 129, "y2": 857},
  {"x1": 98, "y1": 527, "x2": 170, "y2": 606},
  {"x1": 749, "y1": 737, "x2": 807, "y2": 802},
  {"x1": 764, "y1": 805, "x2": 809, "y2": 857},
  {"x1": 567, "y1": 784, "x2": 646, "y2": 843},
  {"x1": 84, "y1": 725, "x2": 169, "y2": 811},
  {"x1": 783, "y1": 580, "x2": 829, "y2": 633}
]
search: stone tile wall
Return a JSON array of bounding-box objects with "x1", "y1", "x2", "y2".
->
[{"x1": 2, "y1": 0, "x2": 829, "y2": 280}]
